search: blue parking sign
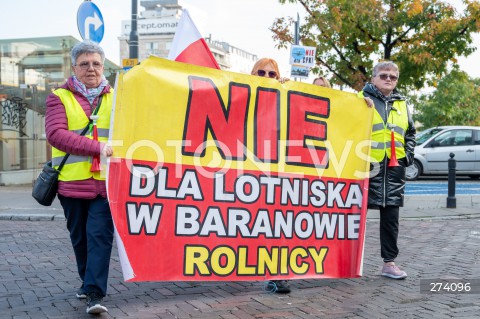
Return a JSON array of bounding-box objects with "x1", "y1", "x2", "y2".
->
[{"x1": 77, "y1": 2, "x2": 105, "y2": 43}]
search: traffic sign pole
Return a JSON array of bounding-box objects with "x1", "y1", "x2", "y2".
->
[{"x1": 129, "y1": 0, "x2": 139, "y2": 59}]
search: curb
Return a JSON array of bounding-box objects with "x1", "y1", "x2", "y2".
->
[
  {"x1": 2, "y1": 213, "x2": 479, "y2": 222},
  {"x1": 0, "y1": 214, "x2": 66, "y2": 221},
  {"x1": 368, "y1": 214, "x2": 480, "y2": 221}
]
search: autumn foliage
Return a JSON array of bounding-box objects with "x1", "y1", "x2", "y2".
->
[
  {"x1": 414, "y1": 69, "x2": 480, "y2": 127},
  {"x1": 271, "y1": 0, "x2": 480, "y2": 92}
]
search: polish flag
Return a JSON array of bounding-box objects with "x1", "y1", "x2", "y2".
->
[{"x1": 168, "y1": 9, "x2": 220, "y2": 69}]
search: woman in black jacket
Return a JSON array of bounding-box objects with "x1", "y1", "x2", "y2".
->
[{"x1": 360, "y1": 61, "x2": 416, "y2": 280}]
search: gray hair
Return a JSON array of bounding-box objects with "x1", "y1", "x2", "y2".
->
[
  {"x1": 372, "y1": 61, "x2": 399, "y2": 77},
  {"x1": 71, "y1": 40, "x2": 105, "y2": 66}
]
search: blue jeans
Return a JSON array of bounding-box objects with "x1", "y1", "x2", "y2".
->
[{"x1": 59, "y1": 195, "x2": 114, "y2": 297}]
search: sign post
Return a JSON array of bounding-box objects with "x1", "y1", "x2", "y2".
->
[
  {"x1": 122, "y1": 58, "x2": 138, "y2": 71},
  {"x1": 77, "y1": 1, "x2": 105, "y2": 43},
  {"x1": 289, "y1": 45, "x2": 316, "y2": 79}
]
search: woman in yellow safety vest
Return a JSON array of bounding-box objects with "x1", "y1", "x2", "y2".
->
[
  {"x1": 359, "y1": 61, "x2": 416, "y2": 281},
  {"x1": 45, "y1": 40, "x2": 114, "y2": 315}
]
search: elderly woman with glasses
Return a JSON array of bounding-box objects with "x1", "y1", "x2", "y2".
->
[
  {"x1": 359, "y1": 61, "x2": 416, "y2": 281},
  {"x1": 45, "y1": 40, "x2": 114, "y2": 314}
]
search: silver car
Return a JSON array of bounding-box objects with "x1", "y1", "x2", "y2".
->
[{"x1": 406, "y1": 126, "x2": 480, "y2": 180}]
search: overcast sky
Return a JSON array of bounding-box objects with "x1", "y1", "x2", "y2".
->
[{"x1": 1, "y1": 0, "x2": 478, "y2": 80}]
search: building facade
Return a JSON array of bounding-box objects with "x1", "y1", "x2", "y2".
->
[
  {"x1": 118, "y1": 0, "x2": 257, "y2": 73},
  {"x1": 0, "y1": 1, "x2": 258, "y2": 185},
  {"x1": 0, "y1": 36, "x2": 120, "y2": 185}
]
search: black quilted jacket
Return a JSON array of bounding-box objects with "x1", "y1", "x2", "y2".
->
[{"x1": 362, "y1": 83, "x2": 416, "y2": 208}]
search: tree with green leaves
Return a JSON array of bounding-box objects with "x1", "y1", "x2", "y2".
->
[
  {"x1": 414, "y1": 69, "x2": 480, "y2": 128},
  {"x1": 271, "y1": 0, "x2": 480, "y2": 92}
]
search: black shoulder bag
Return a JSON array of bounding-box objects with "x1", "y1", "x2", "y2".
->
[{"x1": 32, "y1": 96, "x2": 103, "y2": 206}]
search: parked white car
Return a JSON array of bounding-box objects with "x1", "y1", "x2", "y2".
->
[{"x1": 406, "y1": 126, "x2": 480, "y2": 180}]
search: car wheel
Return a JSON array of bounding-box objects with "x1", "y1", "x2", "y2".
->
[{"x1": 406, "y1": 160, "x2": 422, "y2": 181}]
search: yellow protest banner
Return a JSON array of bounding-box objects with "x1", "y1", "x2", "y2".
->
[{"x1": 108, "y1": 56, "x2": 373, "y2": 282}]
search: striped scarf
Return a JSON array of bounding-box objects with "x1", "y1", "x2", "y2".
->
[{"x1": 72, "y1": 75, "x2": 108, "y2": 104}]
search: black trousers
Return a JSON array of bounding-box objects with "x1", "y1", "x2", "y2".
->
[
  {"x1": 379, "y1": 205, "x2": 399, "y2": 263},
  {"x1": 59, "y1": 195, "x2": 114, "y2": 297}
]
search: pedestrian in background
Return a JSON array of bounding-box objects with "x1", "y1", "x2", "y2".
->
[
  {"x1": 313, "y1": 76, "x2": 331, "y2": 88},
  {"x1": 359, "y1": 61, "x2": 416, "y2": 279},
  {"x1": 314, "y1": 75, "x2": 374, "y2": 107},
  {"x1": 45, "y1": 40, "x2": 114, "y2": 314}
]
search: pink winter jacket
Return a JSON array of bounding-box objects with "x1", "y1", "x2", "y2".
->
[{"x1": 45, "y1": 77, "x2": 112, "y2": 199}]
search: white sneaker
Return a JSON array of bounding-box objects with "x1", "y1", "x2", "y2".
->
[
  {"x1": 381, "y1": 263, "x2": 407, "y2": 279},
  {"x1": 86, "y1": 293, "x2": 108, "y2": 314}
]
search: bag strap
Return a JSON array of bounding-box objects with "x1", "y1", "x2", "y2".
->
[{"x1": 57, "y1": 95, "x2": 104, "y2": 172}]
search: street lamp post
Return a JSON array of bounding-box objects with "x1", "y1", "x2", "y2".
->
[
  {"x1": 294, "y1": 13, "x2": 300, "y2": 45},
  {"x1": 129, "y1": 0, "x2": 139, "y2": 59}
]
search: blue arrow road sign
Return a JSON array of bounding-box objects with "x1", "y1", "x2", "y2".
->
[{"x1": 77, "y1": 1, "x2": 105, "y2": 43}]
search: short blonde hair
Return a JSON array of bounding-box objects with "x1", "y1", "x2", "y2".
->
[
  {"x1": 313, "y1": 76, "x2": 331, "y2": 88},
  {"x1": 251, "y1": 58, "x2": 281, "y2": 80}
]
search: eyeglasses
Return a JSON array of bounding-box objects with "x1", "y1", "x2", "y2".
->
[
  {"x1": 76, "y1": 61, "x2": 103, "y2": 70},
  {"x1": 257, "y1": 70, "x2": 277, "y2": 78},
  {"x1": 377, "y1": 73, "x2": 398, "y2": 81}
]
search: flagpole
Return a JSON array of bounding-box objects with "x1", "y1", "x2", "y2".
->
[{"x1": 129, "y1": 0, "x2": 139, "y2": 59}]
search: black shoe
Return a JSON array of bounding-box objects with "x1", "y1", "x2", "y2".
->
[
  {"x1": 266, "y1": 280, "x2": 291, "y2": 294},
  {"x1": 76, "y1": 287, "x2": 87, "y2": 299},
  {"x1": 86, "y1": 292, "x2": 108, "y2": 314}
]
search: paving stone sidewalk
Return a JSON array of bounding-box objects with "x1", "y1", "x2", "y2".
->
[
  {"x1": 1, "y1": 217, "x2": 480, "y2": 318},
  {"x1": 1, "y1": 185, "x2": 479, "y2": 318}
]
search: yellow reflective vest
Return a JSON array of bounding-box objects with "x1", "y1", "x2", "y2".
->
[
  {"x1": 358, "y1": 91, "x2": 409, "y2": 163},
  {"x1": 51, "y1": 88, "x2": 112, "y2": 181}
]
